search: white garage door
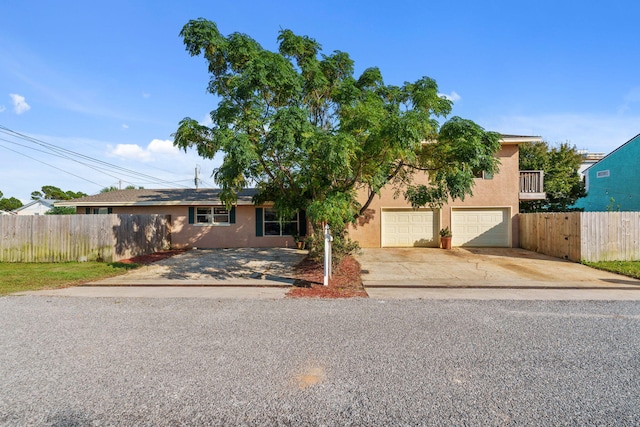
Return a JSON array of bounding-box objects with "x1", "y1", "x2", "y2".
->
[
  {"x1": 381, "y1": 209, "x2": 438, "y2": 247},
  {"x1": 451, "y1": 208, "x2": 510, "y2": 247}
]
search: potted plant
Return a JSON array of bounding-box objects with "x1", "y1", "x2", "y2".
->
[
  {"x1": 293, "y1": 232, "x2": 305, "y2": 250},
  {"x1": 439, "y1": 227, "x2": 452, "y2": 249}
]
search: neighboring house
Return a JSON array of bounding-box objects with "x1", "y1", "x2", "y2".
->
[
  {"x1": 0, "y1": 210, "x2": 16, "y2": 215},
  {"x1": 574, "y1": 133, "x2": 640, "y2": 212},
  {"x1": 577, "y1": 150, "x2": 605, "y2": 178},
  {"x1": 56, "y1": 134, "x2": 543, "y2": 249},
  {"x1": 13, "y1": 199, "x2": 57, "y2": 215}
]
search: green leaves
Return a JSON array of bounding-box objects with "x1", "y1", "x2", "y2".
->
[
  {"x1": 174, "y1": 19, "x2": 501, "y2": 234},
  {"x1": 519, "y1": 141, "x2": 586, "y2": 212}
]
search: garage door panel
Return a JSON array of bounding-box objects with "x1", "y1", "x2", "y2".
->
[
  {"x1": 452, "y1": 208, "x2": 509, "y2": 247},
  {"x1": 382, "y1": 209, "x2": 438, "y2": 247}
]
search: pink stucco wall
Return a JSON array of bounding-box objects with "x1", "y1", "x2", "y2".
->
[
  {"x1": 77, "y1": 205, "x2": 295, "y2": 249},
  {"x1": 348, "y1": 144, "x2": 521, "y2": 247}
]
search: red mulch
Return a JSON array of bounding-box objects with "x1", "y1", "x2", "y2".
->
[
  {"x1": 287, "y1": 255, "x2": 368, "y2": 299},
  {"x1": 117, "y1": 249, "x2": 187, "y2": 265}
]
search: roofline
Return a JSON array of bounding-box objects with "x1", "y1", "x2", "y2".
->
[
  {"x1": 583, "y1": 132, "x2": 640, "y2": 173},
  {"x1": 420, "y1": 135, "x2": 542, "y2": 146},
  {"x1": 55, "y1": 200, "x2": 256, "y2": 207},
  {"x1": 14, "y1": 199, "x2": 56, "y2": 211},
  {"x1": 500, "y1": 135, "x2": 543, "y2": 145}
]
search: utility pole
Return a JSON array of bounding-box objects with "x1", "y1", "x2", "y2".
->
[{"x1": 194, "y1": 165, "x2": 199, "y2": 189}]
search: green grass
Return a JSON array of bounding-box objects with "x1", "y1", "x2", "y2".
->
[
  {"x1": 0, "y1": 262, "x2": 140, "y2": 295},
  {"x1": 582, "y1": 260, "x2": 640, "y2": 280}
]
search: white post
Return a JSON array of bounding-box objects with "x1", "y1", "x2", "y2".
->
[{"x1": 323, "y1": 224, "x2": 333, "y2": 286}]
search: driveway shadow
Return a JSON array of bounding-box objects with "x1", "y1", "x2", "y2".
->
[{"x1": 130, "y1": 248, "x2": 307, "y2": 283}]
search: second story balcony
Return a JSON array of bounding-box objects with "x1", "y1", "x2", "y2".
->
[{"x1": 520, "y1": 170, "x2": 546, "y2": 200}]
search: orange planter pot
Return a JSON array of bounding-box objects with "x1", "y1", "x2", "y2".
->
[{"x1": 440, "y1": 236, "x2": 452, "y2": 249}]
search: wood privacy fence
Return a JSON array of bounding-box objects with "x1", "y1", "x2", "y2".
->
[
  {"x1": 519, "y1": 212, "x2": 640, "y2": 262},
  {"x1": 0, "y1": 214, "x2": 171, "y2": 263}
]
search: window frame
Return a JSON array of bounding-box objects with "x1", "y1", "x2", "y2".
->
[
  {"x1": 473, "y1": 170, "x2": 494, "y2": 180},
  {"x1": 263, "y1": 207, "x2": 299, "y2": 236},
  {"x1": 194, "y1": 206, "x2": 230, "y2": 226}
]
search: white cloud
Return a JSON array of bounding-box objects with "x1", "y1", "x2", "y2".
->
[
  {"x1": 107, "y1": 139, "x2": 179, "y2": 162},
  {"x1": 108, "y1": 143, "x2": 151, "y2": 161},
  {"x1": 9, "y1": 93, "x2": 30, "y2": 114},
  {"x1": 438, "y1": 91, "x2": 461, "y2": 102},
  {"x1": 142, "y1": 92, "x2": 151, "y2": 99},
  {"x1": 0, "y1": 105, "x2": 5, "y2": 113},
  {"x1": 121, "y1": 124, "x2": 129, "y2": 129},
  {"x1": 148, "y1": 139, "x2": 179, "y2": 155}
]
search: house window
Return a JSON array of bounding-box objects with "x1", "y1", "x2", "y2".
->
[
  {"x1": 195, "y1": 207, "x2": 230, "y2": 225},
  {"x1": 473, "y1": 169, "x2": 494, "y2": 180},
  {"x1": 91, "y1": 208, "x2": 112, "y2": 214},
  {"x1": 263, "y1": 208, "x2": 298, "y2": 236}
]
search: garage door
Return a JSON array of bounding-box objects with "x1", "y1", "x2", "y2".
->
[
  {"x1": 381, "y1": 209, "x2": 438, "y2": 247},
  {"x1": 451, "y1": 208, "x2": 510, "y2": 247}
]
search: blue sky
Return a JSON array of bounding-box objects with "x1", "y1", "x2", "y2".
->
[{"x1": 1, "y1": 0, "x2": 639, "y2": 202}]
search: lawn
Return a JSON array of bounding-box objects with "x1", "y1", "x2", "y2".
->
[
  {"x1": 583, "y1": 260, "x2": 640, "y2": 280},
  {"x1": 0, "y1": 262, "x2": 139, "y2": 295}
]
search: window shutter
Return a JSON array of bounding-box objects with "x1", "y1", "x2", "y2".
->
[
  {"x1": 299, "y1": 210, "x2": 307, "y2": 236},
  {"x1": 188, "y1": 207, "x2": 195, "y2": 224},
  {"x1": 230, "y1": 206, "x2": 236, "y2": 224},
  {"x1": 85, "y1": 208, "x2": 91, "y2": 214},
  {"x1": 107, "y1": 208, "x2": 113, "y2": 214},
  {"x1": 255, "y1": 207, "x2": 263, "y2": 237}
]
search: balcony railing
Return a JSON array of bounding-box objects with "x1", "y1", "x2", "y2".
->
[{"x1": 519, "y1": 170, "x2": 546, "y2": 200}]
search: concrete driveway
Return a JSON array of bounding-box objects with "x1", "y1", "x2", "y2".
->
[
  {"x1": 357, "y1": 247, "x2": 640, "y2": 290},
  {"x1": 86, "y1": 247, "x2": 307, "y2": 287}
]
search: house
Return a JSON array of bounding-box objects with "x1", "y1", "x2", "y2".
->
[
  {"x1": 0, "y1": 210, "x2": 16, "y2": 215},
  {"x1": 574, "y1": 133, "x2": 640, "y2": 212},
  {"x1": 577, "y1": 150, "x2": 605, "y2": 178},
  {"x1": 56, "y1": 134, "x2": 543, "y2": 249},
  {"x1": 13, "y1": 199, "x2": 57, "y2": 215},
  {"x1": 349, "y1": 135, "x2": 543, "y2": 248},
  {"x1": 55, "y1": 188, "x2": 305, "y2": 249}
]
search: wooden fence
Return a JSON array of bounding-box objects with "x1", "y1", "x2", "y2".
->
[
  {"x1": 519, "y1": 212, "x2": 640, "y2": 262},
  {"x1": 0, "y1": 214, "x2": 171, "y2": 263}
]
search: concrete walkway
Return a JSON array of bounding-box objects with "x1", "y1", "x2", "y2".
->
[
  {"x1": 13, "y1": 247, "x2": 640, "y2": 301},
  {"x1": 16, "y1": 286, "x2": 289, "y2": 299}
]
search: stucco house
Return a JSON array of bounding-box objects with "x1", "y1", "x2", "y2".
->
[
  {"x1": 574, "y1": 133, "x2": 640, "y2": 212},
  {"x1": 56, "y1": 134, "x2": 543, "y2": 249},
  {"x1": 56, "y1": 189, "x2": 306, "y2": 249},
  {"x1": 349, "y1": 135, "x2": 543, "y2": 248}
]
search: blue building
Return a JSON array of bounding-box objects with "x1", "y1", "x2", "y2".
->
[{"x1": 574, "y1": 133, "x2": 640, "y2": 211}]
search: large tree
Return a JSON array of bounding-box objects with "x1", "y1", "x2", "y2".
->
[
  {"x1": 174, "y1": 19, "x2": 501, "y2": 241},
  {"x1": 519, "y1": 141, "x2": 586, "y2": 212},
  {"x1": 31, "y1": 186, "x2": 88, "y2": 201},
  {"x1": 0, "y1": 190, "x2": 23, "y2": 211}
]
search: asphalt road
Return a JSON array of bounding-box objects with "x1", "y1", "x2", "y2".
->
[{"x1": 1, "y1": 296, "x2": 639, "y2": 426}]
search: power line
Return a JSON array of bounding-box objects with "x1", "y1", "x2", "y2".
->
[
  {"x1": 0, "y1": 125, "x2": 191, "y2": 189},
  {"x1": 0, "y1": 144, "x2": 105, "y2": 187}
]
